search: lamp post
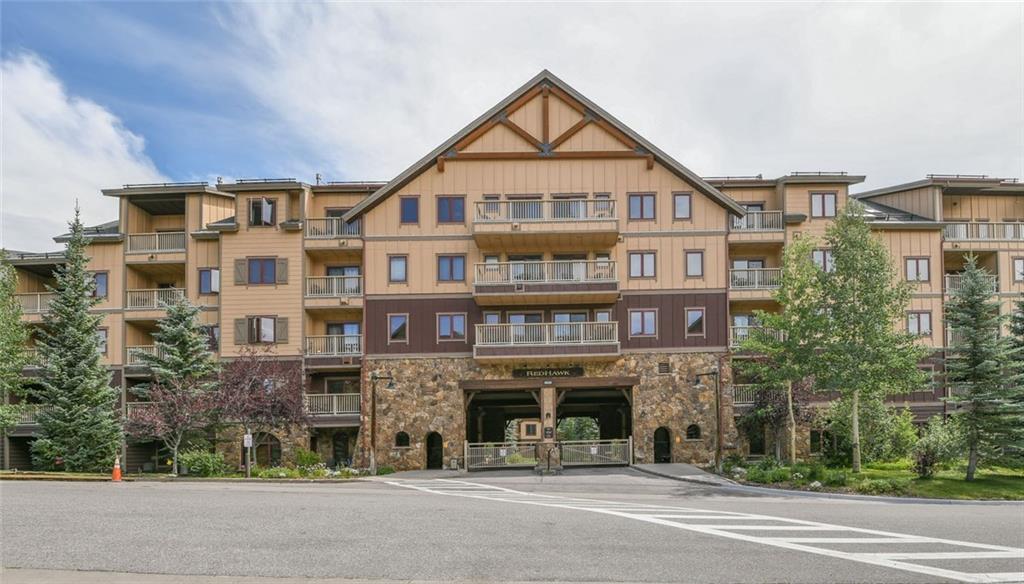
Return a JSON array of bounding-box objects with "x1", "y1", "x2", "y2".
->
[
  {"x1": 369, "y1": 372, "x2": 393, "y2": 475},
  {"x1": 694, "y1": 366, "x2": 723, "y2": 474}
]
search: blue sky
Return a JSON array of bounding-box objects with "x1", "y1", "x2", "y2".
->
[{"x1": 2, "y1": 2, "x2": 1022, "y2": 250}]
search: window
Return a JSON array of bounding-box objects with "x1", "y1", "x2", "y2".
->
[
  {"x1": 812, "y1": 249, "x2": 834, "y2": 272},
  {"x1": 437, "y1": 255, "x2": 466, "y2": 282},
  {"x1": 1015, "y1": 258, "x2": 1024, "y2": 282},
  {"x1": 96, "y1": 329, "x2": 108, "y2": 354},
  {"x1": 204, "y1": 325, "x2": 220, "y2": 351},
  {"x1": 247, "y1": 258, "x2": 276, "y2": 285},
  {"x1": 686, "y1": 308, "x2": 705, "y2": 336},
  {"x1": 437, "y1": 196, "x2": 465, "y2": 223},
  {"x1": 389, "y1": 256, "x2": 408, "y2": 283},
  {"x1": 628, "y1": 193, "x2": 656, "y2": 220},
  {"x1": 629, "y1": 309, "x2": 657, "y2": 337},
  {"x1": 483, "y1": 311, "x2": 501, "y2": 325},
  {"x1": 90, "y1": 272, "x2": 108, "y2": 299},
  {"x1": 249, "y1": 316, "x2": 277, "y2": 343},
  {"x1": 629, "y1": 251, "x2": 656, "y2": 278},
  {"x1": 673, "y1": 193, "x2": 692, "y2": 220},
  {"x1": 811, "y1": 192, "x2": 837, "y2": 218},
  {"x1": 199, "y1": 268, "x2": 221, "y2": 294},
  {"x1": 907, "y1": 312, "x2": 932, "y2": 336},
  {"x1": 685, "y1": 425, "x2": 701, "y2": 440},
  {"x1": 595, "y1": 309, "x2": 612, "y2": 322},
  {"x1": 395, "y1": 432, "x2": 410, "y2": 448},
  {"x1": 685, "y1": 251, "x2": 704, "y2": 278},
  {"x1": 905, "y1": 258, "x2": 929, "y2": 283},
  {"x1": 248, "y1": 197, "x2": 276, "y2": 226},
  {"x1": 437, "y1": 313, "x2": 467, "y2": 341},
  {"x1": 388, "y1": 314, "x2": 408, "y2": 343},
  {"x1": 399, "y1": 197, "x2": 419, "y2": 224}
]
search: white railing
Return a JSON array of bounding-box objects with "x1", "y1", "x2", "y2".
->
[
  {"x1": 127, "y1": 232, "x2": 186, "y2": 253},
  {"x1": 465, "y1": 442, "x2": 539, "y2": 470},
  {"x1": 125, "y1": 402, "x2": 156, "y2": 419},
  {"x1": 15, "y1": 293, "x2": 55, "y2": 314},
  {"x1": 126, "y1": 288, "x2": 185, "y2": 310},
  {"x1": 126, "y1": 345, "x2": 165, "y2": 366},
  {"x1": 475, "y1": 322, "x2": 618, "y2": 346},
  {"x1": 730, "y1": 326, "x2": 785, "y2": 348},
  {"x1": 304, "y1": 393, "x2": 360, "y2": 415},
  {"x1": 474, "y1": 199, "x2": 616, "y2": 223},
  {"x1": 732, "y1": 211, "x2": 784, "y2": 232},
  {"x1": 945, "y1": 274, "x2": 998, "y2": 294},
  {"x1": 305, "y1": 218, "x2": 361, "y2": 239},
  {"x1": 944, "y1": 222, "x2": 1024, "y2": 241},
  {"x1": 729, "y1": 268, "x2": 782, "y2": 290},
  {"x1": 304, "y1": 335, "x2": 363, "y2": 357},
  {"x1": 560, "y1": 439, "x2": 631, "y2": 466},
  {"x1": 17, "y1": 404, "x2": 53, "y2": 424},
  {"x1": 305, "y1": 276, "x2": 362, "y2": 297},
  {"x1": 474, "y1": 260, "x2": 617, "y2": 286}
]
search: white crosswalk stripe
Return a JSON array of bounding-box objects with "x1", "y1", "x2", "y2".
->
[{"x1": 387, "y1": 478, "x2": 1024, "y2": 584}]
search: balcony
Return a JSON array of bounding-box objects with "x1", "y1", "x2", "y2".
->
[
  {"x1": 125, "y1": 402, "x2": 155, "y2": 420},
  {"x1": 304, "y1": 335, "x2": 362, "y2": 370},
  {"x1": 473, "y1": 321, "x2": 620, "y2": 362},
  {"x1": 304, "y1": 218, "x2": 363, "y2": 251},
  {"x1": 473, "y1": 260, "x2": 618, "y2": 305},
  {"x1": 304, "y1": 276, "x2": 363, "y2": 310},
  {"x1": 729, "y1": 268, "x2": 781, "y2": 300},
  {"x1": 126, "y1": 288, "x2": 185, "y2": 311},
  {"x1": 945, "y1": 274, "x2": 997, "y2": 295},
  {"x1": 16, "y1": 404, "x2": 53, "y2": 425},
  {"x1": 944, "y1": 222, "x2": 1024, "y2": 243},
  {"x1": 732, "y1": 384, "x2": 784, "y2": 405},
  {"x1": 304, "y1": 393, "x2": 360, "y2": 416},
  {"x1": 472, "y1": 200, "x2": 619, "y2": 250},
  {"x1": 730, "y1": 211, "x2": 785, "y2": 241},
  {"x1": 126, "y1": 232, "x2": 186, "y2": 254},
  {"x1": 730, "y1": 326, "x2": 785, "y2": 349},
  {"x1": 16, "y1": 292, "x2": 55, "y2": 315}
]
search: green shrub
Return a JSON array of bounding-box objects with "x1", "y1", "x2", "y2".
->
[
  {"x1": 722, "y1": 454, "x2": 746, "y2": 474},
  {"x1": 755, "y1": 456, "x2": 780, "y2": 471},
  {"x1": 375, "y1": 466, "x2": 396, "y2": 475},
  {"x1": 254, "y1": 466, "x2": 302, "y2": 479},
  {"x1": 178, "y1": 448, "x2": 229, "y2": 477},
  {"x1": 746, "y1": 466, "x2": 790, "y2": 484},
  {"x1": 294, "y1": 447, "x2": 322, "y2": 468},
  {"x1": 853, "y1": 478, "x2": 910, "y2": 496},
  {"x1": 913, "y1": 416, "x2": 965, "y2": 478},
  {"x1": 823, "y1": 469, "x2": 848, "y2": 487}
]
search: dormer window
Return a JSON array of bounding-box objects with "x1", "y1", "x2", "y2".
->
[{"x1": 249, "y1": 198, "x2": 276, "y2": 226}]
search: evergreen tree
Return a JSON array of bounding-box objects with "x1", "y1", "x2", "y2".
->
[
  {"x1": 125, "y1": 297, "x2": 219, "y2": 474},
  {"x1": 0, "y1": 257, "x2": 30, "y2": 433},
  {"x1": 815, "y1": 202, "x2": 928, "y2": 473},
  {"x1": 31, "y1": 208, "x2": 123, "y2": 471},
  {"x1": 946, "y1": 257, "x2": 1024, "y2": 480}
]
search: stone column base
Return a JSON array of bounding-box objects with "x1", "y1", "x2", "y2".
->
[{"x1": 534, "y1": 442, "x2": 562, "y2": 474}]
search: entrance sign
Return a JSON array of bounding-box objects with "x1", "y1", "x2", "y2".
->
[
  {"x1": 513, "y1": 366, "x2": 583, "y2": 379},
  {"x1": 543, "y1": 427, "x2": 554, "y2": 439},
  {"x1": 243, "y1": 433, "x2": 253, "y2": 448}
]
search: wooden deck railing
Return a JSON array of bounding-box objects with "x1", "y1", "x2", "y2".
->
[
  {"x1": 731, "y1": 211, "x2": 784, "y2": 232},
  {"x1": 730, "y1": 326, "x2": 785, "y2": 348},
  {"x1": 15, "y1": 293, "x2": 55, "y2": 314},
  {"x1": 475, "y1": 322, "x2": 618, "y2": 346},
  {"x1": 944, "y1": 274, "x2": 997, "y2": 294},
  {"x1": 304, "y1": 218, "x2": 361, "y2": 239},
  {"x1": 127, "y1": 232, "x2": 186, "y2": 253},
  {"x1": 474, "y1": 260, "x2": 617, "y2": 285},
  {"x1": 943, "y1": 222, "x2": 1024, "y2": 242}
]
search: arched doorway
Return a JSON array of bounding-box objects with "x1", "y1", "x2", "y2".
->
[
  {"x1": 653, "y1": 427, "x2": 671, "y2": 463},
  {"x1": 245, "y1": 433, "x2": 281, "y2": 468},
  {"x1": 425, "y1": 432, "x2": 444, "y2": 469},
  {"x1": 332, "y1": 432, "x2": 349, "y2": 467}
]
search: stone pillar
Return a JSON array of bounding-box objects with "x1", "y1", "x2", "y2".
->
[{"x1": 535, "y1": 385, "x2": 561, "y2": 473}]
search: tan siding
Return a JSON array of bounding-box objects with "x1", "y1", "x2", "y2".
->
[
  {"x1": 784, "y1": 184, "x2": 850, "y2": 240},
  {"x1": 461, "y1": 123, "x2": 537, "y2": 153},
  {"x1": 870, "y1": 186, "x2": 940, "y2": 220},
  {"x1": 86, "y1": 242, "x2": 124, "y2": 310},
  {"x1": 507, "y1": 93, "x2": 544, "y2": 140},
  {"x1": 719, "y1": 187, "x2": 781, "y2": 210},
  {"x1": 548, "y1": 94, "x2": 583, "y2": 138},
  {"x1": 943, "y1": 194, "x2": 1024, "y2": 222},
  {"x1": 876, "y1": 229, "x2": 943, "y2": 296},
  {"x1": 308, "y1": 193, "x2": 368, "y2": 216},
  {"x1": 554, "y1": 123, "x2": 632, "y2": 152}
]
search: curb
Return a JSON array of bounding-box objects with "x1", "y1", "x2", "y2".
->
[
  {"x1": 634, "y1": 467, "x2": 1024, "y2": 506},
  {"x1": 0, "y1": 476, "x2": 127, "y2": 482},
  {"x1": 632, "y1": 465, "x2": 736, "y2": 487}
]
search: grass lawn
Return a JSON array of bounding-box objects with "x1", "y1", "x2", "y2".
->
[
  {"x1": 0, "y1": 470, "x2": 125, "y2": 481},
  {"x1": 857, "y1": 464, "x2": 1024, "y2": 500}
]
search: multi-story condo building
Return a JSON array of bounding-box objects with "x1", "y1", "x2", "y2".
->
[{"x1": 4, "y1": 71, "x2": 1022, "y2": 471}]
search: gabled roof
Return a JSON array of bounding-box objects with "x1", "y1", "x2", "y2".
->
[
  {"x1": 53, "y1": 220, "x2": 122, "y2": 243},
  {"x1": 853, "y1": 175, "x2": 1023, "y2": 199},
  {"x1": 344, "y1": 70, "x2": 746, "y2": 221}
]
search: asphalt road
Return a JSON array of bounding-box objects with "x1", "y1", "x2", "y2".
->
[{"x1": 1, "y1": 468, "x2": 1022, "y2": 584}]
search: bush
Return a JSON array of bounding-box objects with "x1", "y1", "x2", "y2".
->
[
  {"x1": 746, "y1": 466, "x2": 790, "y2": 484},
  {"x1": 295, "y1": 447, "x2": 322, "y2": 468},
  {"x1": 913, "y1": 416, "x2": 966, "y2": 478},
  {"x1": 722, "y1": 453, "x2": 746, "y2": 474},
  {"x1": 254, "y1": 466, "x2": 302, "y2": 479},
  {"x1": 754, "y1": 456, "x2": 780, "y2": 471},
  {"x1": 853, "y1": 478, "x2": 910, "y2": 496},
  {"x1": 822, "y1": 398, "x2": 919, "y2": 464},
  {"x1": 178, "y1": 449, "x2": 229, "y2": 477},
  {"x1": 823, "y1": 469, "x2": 848, "y2": 487},
  {"x1": 376, "y1": 466, "x2": 396, "y2": 475}
]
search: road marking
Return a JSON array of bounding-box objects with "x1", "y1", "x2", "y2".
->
[{"x1": 387, "y1": 479, "x2": 1024, "y2": 584}]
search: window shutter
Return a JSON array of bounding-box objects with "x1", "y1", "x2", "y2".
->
[
  {"x1": 211, "y1": 269, "x2": 221, "y2": 293},
  {"x1": 275, "y1": 317, "x2": 289, "y2": 344},
  {"x1": 234, "y1": 259, "x2": 247, "y2": 285},
  {"x1": 234, "y1": 318, "x2": 248, "y2": 345},
  {"x1": 275, "y1": 258, "x2": 288, "y2": 284}
]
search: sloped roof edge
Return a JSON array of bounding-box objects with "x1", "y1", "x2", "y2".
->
[{"x1": 343, "y1": 70, "x2": 745, "y2": 222}]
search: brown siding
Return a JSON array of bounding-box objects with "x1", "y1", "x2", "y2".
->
[
  {"x1": 366, "y1": 297, "x2": 483, "y2": 355},
  {"x1": 617, "y1": 292, "x2": 728, "y2": 350}
]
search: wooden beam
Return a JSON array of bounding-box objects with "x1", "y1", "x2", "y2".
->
[
  {"x1": 549, "y1": 117, "x2": 590, "y2": 150},
  {"x1": 453, "y1": 117, "x2": 500, "y2": 152},
  {"x1": 530, "y1": 390, "x2": 541, "y2": 405},
  {"x1": 500, "y1": 118, "x2": 543, "y2": 151},
  {"x1": 541, "y1": 87, "x2": 550, "y2": 144},
  {"x1": 547, "y1": 85, "x2": 587, "y2": 114},
  {"x1": 448, "y1": 150, "x2": 648, "y2": 161},
  {"x1": 459, "y1": 376, "x2": 640, "y2": 391},
  {"x1": 646, "y1": 154, "x2": 655, "y2": 170},
  {"x1": 557, "y1": 389, "x2": 569, "y2": 406},
  {"x1": 436, "y1": 156, "x2": 445, "y2": 172},
  {"x1": 619, "y1": 388, "x2": 632, "y2": 406},
  {"x1": 593, "y1": 118, "x2": 638, "y2": 150},
  {"x1": 505, "y1": 85, "x2": 544, "y2": 116}
]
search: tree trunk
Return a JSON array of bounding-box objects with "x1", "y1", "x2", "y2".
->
[
  {"x1": 169, "y1": 434, "x2": 182, "y2": 476},
  {"x1": 966, "y1": 441, "x2": 978, "y2": 481},
  {"x1": 786, "y1": 380, "x2": 796, "y2": 466},
  {"x1": 851, "y1": 389, "x2": 861, "y2": 473}
]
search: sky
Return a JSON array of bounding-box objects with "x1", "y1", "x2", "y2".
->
[{"x1": 1, "y1": 2, "x2": 1022, "y2": 251}]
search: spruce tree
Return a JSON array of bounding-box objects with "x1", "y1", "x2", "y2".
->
[
  {"x1": 31, "y1": 208, "x2": 123, "y2": 471},
  {"x1": 0, "y1": 257, "x2": 30, "y2": 433},
  {"x1": 946, "y1": 257, "x2": 1024, "y2": 479}
]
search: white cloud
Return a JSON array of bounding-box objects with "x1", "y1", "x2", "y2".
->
[
  {"x1": 0, "y1": 53, "x2": 166, "y2": 251},
  {"x1": 213, "y1": 3, "x2": 1023, "y2": 189}
]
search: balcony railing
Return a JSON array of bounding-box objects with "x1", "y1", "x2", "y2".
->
[
  {"x1": 305, "y1": 276, "x2": 362, "y2": 297},
  {"x1": 729, "y1": 268, "x2": 782, "y2": 290},
  {"x1": 730, "y1": 326, "x2": 785, "y2": 348},
  {"x1": 126, "y1": 345, "x2": 166, "y2": 366},
  {"x1": 125, "y1": 402, "x2": 155, "y2": 419},
  {"x1": 17, "y1": 404, "x2": 53, "y2": 424},
  {"x1": 944, "y1": 222, "x2": 1024, "y2": 242},
  {"x1": 474, "y1": 200, "x2": 616, "y2": 223},
  {"x1": 304, "y1": 393, "x2": 360, "y2": 415},
  {"x1": 474, "y1": 260, "x2": 617, "y2": 286},
  {"x1": 732, "y1": 211, "x2": 784, "y2": 232},
  {"x1": 127, "y1": 232, "x2": 186, "y2": 254},
  {"x1": 732, "y1": 385, "x2": 784, "y2": 404},
  {"x1": 16, "y1": 292, "x2": 55, "y2": 314},
  {"x1": 305, "y1": 218, "x2": 361, "y2": 239},
  {"x1": 475, "y1": 322, "x2": 618, "y2": 346},
  {"x1": 304, "y1": 335, "x2": 362, "y2": 357},
  {"x1": 945, "y1": 274, "x2": 998, "y2": 294},
  {"x1": 126, "y1": 288, "x2": 185, "y2": 310}
]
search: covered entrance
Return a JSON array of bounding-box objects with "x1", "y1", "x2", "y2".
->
[{"x1": 461, "y1": 375, "x2": 636, "y2": 471}]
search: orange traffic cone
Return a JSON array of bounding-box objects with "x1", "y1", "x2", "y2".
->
[{"x1": 112, "y1": 455, "x2": 122, "y2": 482}]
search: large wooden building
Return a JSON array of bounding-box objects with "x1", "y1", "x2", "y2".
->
[{"x1": 5, "y1": 71, "x2": 1023, "y2": 471}]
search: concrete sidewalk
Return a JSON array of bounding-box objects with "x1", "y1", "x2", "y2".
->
[{"x1": 632, "y1": 462, "x2": 734, "y2": 486}]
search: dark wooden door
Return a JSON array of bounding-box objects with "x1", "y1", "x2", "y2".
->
[
  {"x1": 426, "y1": 432, "x2": 444, "y2": 469},
  {"x1": 654, "y1": 427, "x2": 671, "y2": 463}
]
